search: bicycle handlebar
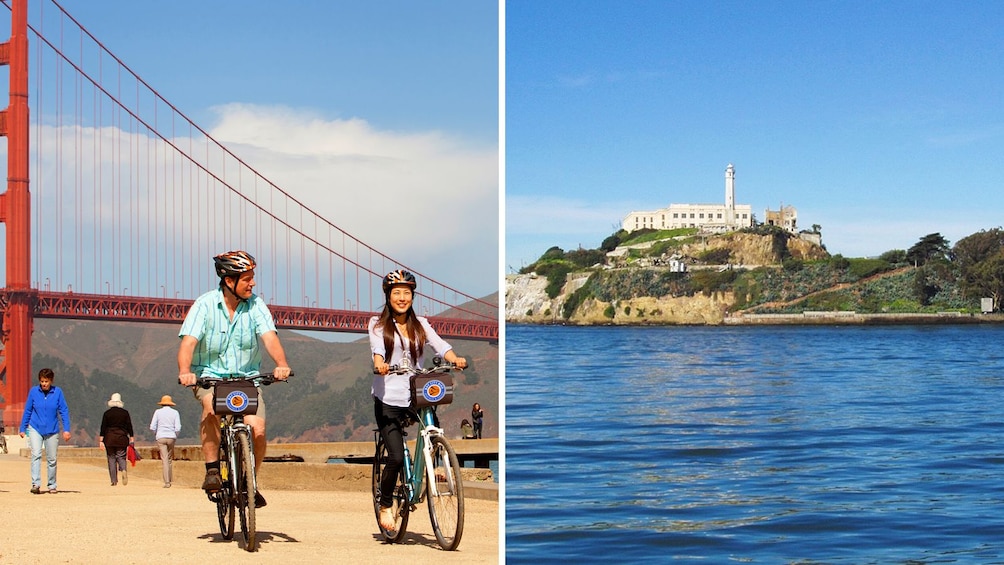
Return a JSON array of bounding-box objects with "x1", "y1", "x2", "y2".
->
[
  {"x1": 373, "y1": 356, "x2": 464, "y2": 375},
  {"x1": 184, "y1": 372, "x2": 294, "y2": 389}
]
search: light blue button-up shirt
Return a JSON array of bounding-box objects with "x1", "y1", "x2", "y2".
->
[{"x1": 179, "y1": 288, "x2": 277, "y2": 377}]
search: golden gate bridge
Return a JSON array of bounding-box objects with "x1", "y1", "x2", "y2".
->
[{"x1": 0, "y1": 0, "x2": 498, "y2": 425}]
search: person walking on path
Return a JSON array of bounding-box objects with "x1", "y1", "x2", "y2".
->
[
  {"x1": 471, "y1": 402, "x2": 484, "y2": 439},
  {"x1": 98, "y1": 393, "x2": 134, "y2": 486},
  {"x1": 149, "y1": 395, "x2": 182, "y2": 488},
  {"x1": 18, "y1": 368, "x2": 72, "y2": 494}
]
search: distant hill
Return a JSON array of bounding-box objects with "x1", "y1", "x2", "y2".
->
[{"x1": 29, "y1": 295, "x2": 498, "y2": 446}]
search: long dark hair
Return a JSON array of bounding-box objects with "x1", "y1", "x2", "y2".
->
[{"x1": 377, "y1": 293, "x2": 427, "y2": 364}]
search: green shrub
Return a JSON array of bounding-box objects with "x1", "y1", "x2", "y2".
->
[
  {"x1": 604, "y1": 304, "x2": 616, "y2": 318},
  {"x1": 847, "y1": 258, "x2": 891, "y2": 279},
  {"x1": 698, "y1": 248, "x2": 731, "y2": 264}
]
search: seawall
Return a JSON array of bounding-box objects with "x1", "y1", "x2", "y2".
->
[{"x1": 11, "y1": 438, "x2": 498, "y2": 501}]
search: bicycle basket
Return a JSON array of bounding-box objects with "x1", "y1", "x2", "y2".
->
[
  {"x1": 410, "y1": 373, "x2": 454, "y2": 408},
  {"x1": 213, "y1": 381, "x2": 260, "y2": 415}
]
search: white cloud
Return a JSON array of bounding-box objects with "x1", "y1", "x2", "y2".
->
[
  {"x1": 22, "y1": 104, "x2": 498, "y2": 302},
  {"x1": 209, "y1": 104, "x2": 499, "y2": 296}
]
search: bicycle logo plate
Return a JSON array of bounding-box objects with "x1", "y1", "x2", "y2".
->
[
  {"x1": 213, "y1": 381, "x2": 260, "y2": 415},
  {"x1": 410, "y1": 374, "x2": 454, "y2": 408}
]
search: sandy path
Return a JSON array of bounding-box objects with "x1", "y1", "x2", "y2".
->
[{"x1": 0, "y1": 452, "x2": 499, "y2": 564}]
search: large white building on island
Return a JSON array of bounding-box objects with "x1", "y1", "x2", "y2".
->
[{"x1": 621, "y1": 164, "x2": 755, "y2": 234}]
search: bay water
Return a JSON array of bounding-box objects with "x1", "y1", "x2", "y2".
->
[{"x1": 505, "y1": 324, "x2": 1004, "y2": 563}]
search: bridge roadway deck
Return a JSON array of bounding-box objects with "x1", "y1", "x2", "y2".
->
[{"x1": 0, "y1": 445, "x2": 499, "y2": 563}]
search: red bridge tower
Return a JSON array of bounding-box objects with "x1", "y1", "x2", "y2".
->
[{"x1": 0, "y1": 0, "x2": 33, "y2": 426}]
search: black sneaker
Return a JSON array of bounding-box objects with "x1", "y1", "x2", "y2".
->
[
  {"x1": 254, "y1": 491, "x2": 267, "y2": 508},
  {"x1": 202, "y1": 468, "x2": 223, "y2": 492}
]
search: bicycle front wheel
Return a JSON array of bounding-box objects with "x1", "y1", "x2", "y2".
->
[
  {"x1": 372, "y1": 436, "x2": 409, "y2": 542},
  {"x1": 426, "y1": 435, "x2": 464, "y2": 550},
  {"x1": 216, "y1": 444, "x2": 235, "y2": 540},
  {"x1": 236, "y1": 430, "x2": 258, "y2": 551}
]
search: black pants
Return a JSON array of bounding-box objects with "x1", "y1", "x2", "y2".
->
[{"x1": 374, "y1": 398, "x2": 410, "y2": 508}]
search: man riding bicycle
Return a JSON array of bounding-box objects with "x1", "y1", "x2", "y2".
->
[{"x1": 177, "y1": 250, "x2": 292, "y2": 509}]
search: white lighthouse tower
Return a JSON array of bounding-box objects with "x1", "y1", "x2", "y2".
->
[{"x1": 725, "y1": 163, "x2": 736, "y2": 226}]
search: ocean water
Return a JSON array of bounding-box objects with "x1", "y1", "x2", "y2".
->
[{"x1": 505, "y1": 324, "x2": 1004, "y2": 563}]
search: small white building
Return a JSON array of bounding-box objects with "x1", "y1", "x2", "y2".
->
[{"x1": 621, "y1": 164, "x2": 754, "y2": 234}]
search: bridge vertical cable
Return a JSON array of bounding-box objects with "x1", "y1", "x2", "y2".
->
[{"x1": 2, "y1": 0, "x2": 496, "y2": 329}]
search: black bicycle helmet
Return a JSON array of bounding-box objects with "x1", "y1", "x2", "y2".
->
[
  {"x1": 214, "y1": 250, "x2": 257, "y2": 278},
  {"x1": 382, "y1": 269, "x2": 416, "y2": 294}
]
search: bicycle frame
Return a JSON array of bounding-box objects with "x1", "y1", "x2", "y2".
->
[
  {"x1": 400, "y1": 406, "x2": 448, "y2": 506},
  {"x1": 194, "y1": 372, "x2": 288, "y2": 552},
  {"x1": 220, "y1": 414, "x2": 256, "y2": 496},
  {"x1": 372, "y1": 359, "x2": 465, "y2": 550}
]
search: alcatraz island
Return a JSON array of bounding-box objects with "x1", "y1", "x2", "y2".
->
[{"x1": 506, "y1": 165, "x2": 1004, "y2": 326}]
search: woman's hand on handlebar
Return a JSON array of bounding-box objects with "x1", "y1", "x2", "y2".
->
[
  {"x1": 178, "y1": 372, "x2": 197, "y2": 387},
  {"x1": 373, "y1": 361, "x2": 390, "y2": 376}
]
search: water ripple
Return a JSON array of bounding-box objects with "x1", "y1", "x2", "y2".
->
[{"x1": 506, "y1": 325, "x2": 1004, "y2": 563}]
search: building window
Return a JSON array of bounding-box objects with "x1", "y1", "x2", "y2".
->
[
  {"x1": 699, "y1": 213, "x2": 704, "y2": 219},
  {"x1": 717, "y1": 213, "x2": 722, "y2": 219}
]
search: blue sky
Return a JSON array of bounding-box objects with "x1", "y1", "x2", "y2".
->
[
  {"x1": 53, "y1": 0, "x2": 500, "y2": 298},
  {"x1": 506, "y1": 1, "x2": 1004, "y2": 271}
]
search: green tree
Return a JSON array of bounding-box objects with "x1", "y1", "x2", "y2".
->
[
  {"x1": 952, "y1": 228, "x2": 1004, "y2": 270},
  {"x1": 960, "y1": 251, "x2": 1004, "y2": 309},
  {"x1": 906, "y1": 233, "x2": 951, "y2": 266},
  {"x1": 541, "y1": 246, "x2": 565, "y2": 261},
  {"x1": 565, "y1": 248, "x2": 606, "y2": 269},
  {"x1": 600, "y1": 230, "x2": 626, "y2": 252},
  {"x1": 912, "y1": 266, "x2": 939, "y2": 306},
  {"x1": 879, "y1": 249, "x2": 907, "y2": 264}
]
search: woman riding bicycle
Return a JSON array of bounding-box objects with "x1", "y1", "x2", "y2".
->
[{"x1": 370, "y1": 269, "x2": 467, "y2": 532}]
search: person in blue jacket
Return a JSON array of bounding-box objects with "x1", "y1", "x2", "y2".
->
[{"x1": 19, "y1": 368, "x2": 72, "y2": 494}]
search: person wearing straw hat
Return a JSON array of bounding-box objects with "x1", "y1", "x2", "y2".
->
[
  {"x1": 98, "y1": 393, "x2": 134, "y2": 486},
  {"x1": 150, "y1": 395, "x2": 182, "y2": 488}
]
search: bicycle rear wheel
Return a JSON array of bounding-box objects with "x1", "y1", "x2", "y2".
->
[
  {"x1": 372, "y1": 436, "x2": 409, "y2": 542},
  {"x1": 236, "y1": 430, "x2": 257, "y2": 551},
  {"x1": 215, "y1": 443, "x2": 235, "y2": 540},
  {"x1": 426, "y1": 435, "x2": 464, "y2": 550}
]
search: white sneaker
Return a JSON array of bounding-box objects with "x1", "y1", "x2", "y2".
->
[{"x1": 122, "y1": 468, "x2": 128, "y2": 485}]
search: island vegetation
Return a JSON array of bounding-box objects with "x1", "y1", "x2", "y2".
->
[{"x1": 510, "y1": 225, "x2": 1004, "y2": 322}]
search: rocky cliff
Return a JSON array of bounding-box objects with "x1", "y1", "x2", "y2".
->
[
  {"x1": 505, "y1": 273, "x2": 733, "y2": 325},
  {"x1": 506, "y1": 232, "x2": 828, "y2": 325}
]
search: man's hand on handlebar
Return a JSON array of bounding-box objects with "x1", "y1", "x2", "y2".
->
[
  {"x1": 178, "y1": 372, "x2": 197, "y2": 387},
  {"x1": 273, "y1": 366, "x2": 292, "y2": 380}
]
